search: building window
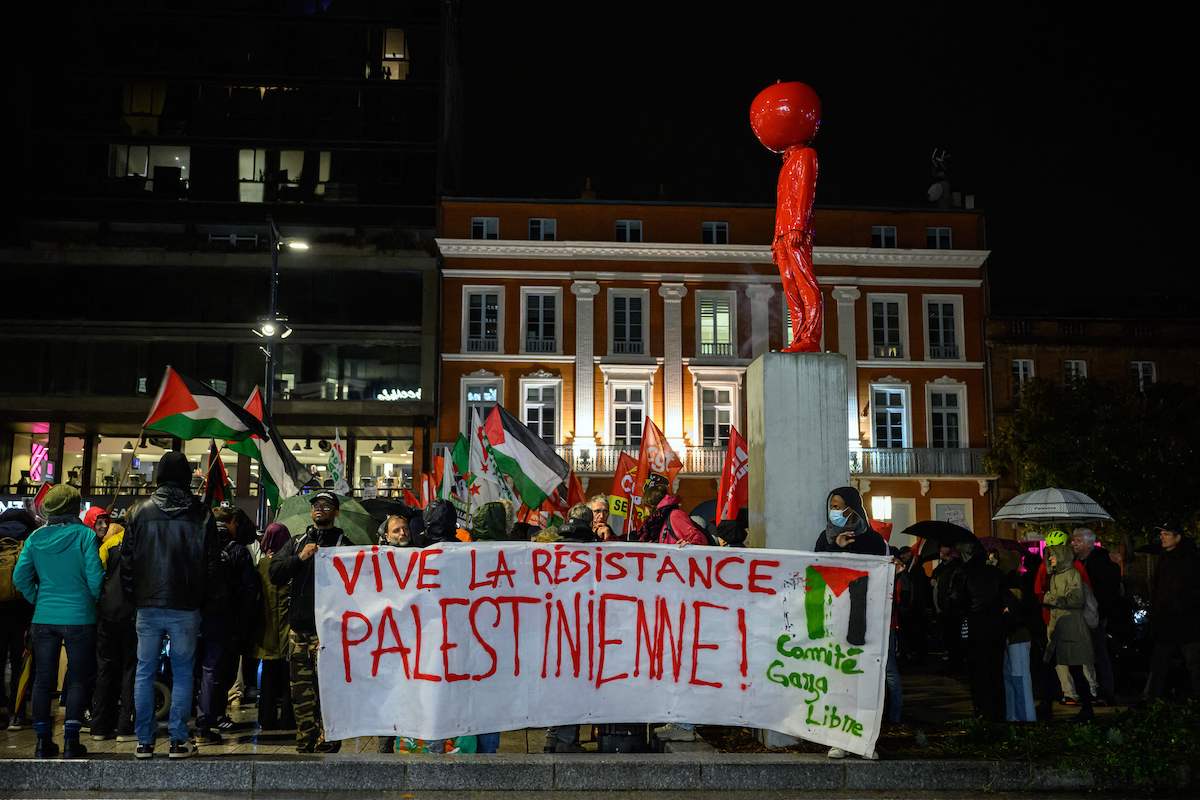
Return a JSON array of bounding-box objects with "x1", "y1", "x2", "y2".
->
[
  {"x1": 1064, "y1": 359, "x2": 1088, "y2": 382},
  {"x1": 696, "y1": 291, "x2": 736, "y2": 357},
  {"x1": 615, "y1": 219, "x2": 643, "y2": 242},
  {"x1": 465, "y1": 289, "x2": 501, "y2": 353},
  {"x1": 871, "y1": 225, "x2": 897, "y2": 248},
  {"x1": 932, "y1": 499, "x2": 973, "y2": 531},
  {"x1": 926, "y1": 226, "x2": 953, "y2": 249},
  {"x1": 1012, "y1": 359, "x2": 1035, "y2": 401},
  {"x1": 471, "y1": 217, "x2": 499, "y2": 240},
  {"x1": 528, "y1": 218, "x2": 557, "y2": 241},
  {"x1": 522, "y1": 289, "x2": 559, "y2": 353},
  {"x1": 610, "y1": 291, "x2": 647, "y2": 355},
  {"x1": 611, "y1": 386, "x2": 646, "y2": 447},
  {"x1": 1130, "y1": 361, "x2": 1157, "y2": 391},
  {"x1": 110, "y1": 144, "x2": 190, "y2": 193},
  {"x1": 873, "y1": 388, "x2": 908, "y2": 449},
  {"x1": 926, "y1": 299, "x2": 959, "y2": 359},
  {"x1": 238, "y1": 148, "x2": 268, "y2": 202},
  {"x1": 464, "y1": 380, "x2": 501, "y2": 432},
  {"x1": 522, "y1": 384, "x2": 558, "y2": 445},
  {"x1": 929, "y1": 389, "x2": 963, "y2": 449},
  {"x1": 382, "y1": 28, "x2": 410, "y2": 80},
  {"x1": 700, "y1": 387, "x2": 734, "y2": 447},
  {"x1": 870, "y1": 296, "x2": 906, "y2": 359},
  {"x1": 702, "y1": 221, "x2": 729, "y2": 244}
]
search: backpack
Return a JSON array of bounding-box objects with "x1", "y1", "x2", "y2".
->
[
  {"x1": 1081, "y1": 581, "x2": 1100, "y2": 629},
  {"x1": 0, "y1": 538, "x2": 24, "y2": 603},
  {"x1": 662, "y1": 510, "x2": 719, "y2": 547}
]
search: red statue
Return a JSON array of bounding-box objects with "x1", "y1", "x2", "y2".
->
[{"x1": 750, "y1": 82, "x2": 822, "y2": 353}]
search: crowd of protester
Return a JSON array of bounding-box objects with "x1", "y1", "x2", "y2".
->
[{"x1": 0, "y1": 459, "x2": 1197, "y2": 760}]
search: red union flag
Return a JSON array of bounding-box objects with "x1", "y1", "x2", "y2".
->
[
  {"x1": 633, "y1": 417, "x2": 682, "y2": 495},
  {"x1": 715, "y1": 426, "x2": 749, "y2": 524},
  {"x1": 607, "y1": 452, "x2": 640, "y2": 535}
]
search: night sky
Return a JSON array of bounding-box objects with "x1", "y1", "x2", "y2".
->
[{"x1": 458, "y1": 3, "x2": 1196, "y2": 316}]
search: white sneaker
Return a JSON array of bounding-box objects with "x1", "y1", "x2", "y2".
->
[
  {"x1": 653, "y1": 723, "x2": 696, "y2": 742},
  {"x1": 827, "y1": 747, "x2": 847, "y2": 759}
]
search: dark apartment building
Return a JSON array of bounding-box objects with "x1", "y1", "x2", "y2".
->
[{"x1": 0, "y1": 0, "x2": 461, "y2": 506}]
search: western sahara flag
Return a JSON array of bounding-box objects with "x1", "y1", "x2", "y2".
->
[
  {"x1": 226, "y1": 387, "x2": 312, "y2": 508},
  {"x1": 483, "y1": 405, "x2": 571, "y2": 509},
  {"x1": 143, "y1": 367, "x2": 265, "y2": 442}
]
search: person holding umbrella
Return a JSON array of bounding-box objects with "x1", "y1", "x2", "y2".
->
[{"x1": 268, "y1": 490, "x2": 348, "y2": 753}]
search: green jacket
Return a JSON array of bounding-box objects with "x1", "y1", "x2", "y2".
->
[
  {"x1": 1043, "y1": 544, "x2": 1094, "y2": 667},
  {"x1": 254, "y1": 555, "x2": 290, "y2": 660},
  {"x1": 12, "y1": 519, "x2": 104, "y2": 625}
]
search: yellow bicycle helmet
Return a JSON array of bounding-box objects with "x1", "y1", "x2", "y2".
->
[{"x1": 1044, "y1": 529, "x2": 1068, "y2": 546}]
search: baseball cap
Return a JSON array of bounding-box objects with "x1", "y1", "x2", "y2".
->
[{"x1": 308, "y1": 491, "x2": 340, "y2": 509}]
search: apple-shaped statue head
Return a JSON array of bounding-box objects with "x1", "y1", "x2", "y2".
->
[{"x1": 750, "y1": 81, "x2": 821, "y2": 153}]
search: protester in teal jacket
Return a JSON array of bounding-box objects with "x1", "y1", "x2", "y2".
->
[{"x1": 11, "y1": 485, "x2": 103, "y2": 758}]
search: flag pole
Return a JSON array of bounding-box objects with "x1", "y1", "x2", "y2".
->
[{"x1": 107, "y1": 428, "x2": 145, "y2": 515}]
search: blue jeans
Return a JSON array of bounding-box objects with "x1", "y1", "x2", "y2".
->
[
  {"x1": 134, "y1": 608, "x2": 200, "y2": 745},
  {"x1": 884, "y1": 633, "x2": 902, "y2": 723},
  {"x1": 1003, "y1": 641, "x2": 1036, "y2": 722},
  {"x1": 30, "y1": 623, "x2": 96, "y2": 736}
]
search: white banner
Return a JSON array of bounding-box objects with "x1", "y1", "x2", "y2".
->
[{"x1": 315, "y1": 542, "x2": 893, "y2": 757}]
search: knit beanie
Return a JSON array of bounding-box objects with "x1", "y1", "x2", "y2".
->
[{"x1": 42, "y1": 484, "x2": 82, "y2": 517}]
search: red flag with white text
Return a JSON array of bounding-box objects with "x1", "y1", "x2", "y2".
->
[
  {"x1": 633, "y1": 417, "x2": 682, "y2": 496},
  {"x1": 715, "y1": 426, "x2": 749, "y2": 523}
]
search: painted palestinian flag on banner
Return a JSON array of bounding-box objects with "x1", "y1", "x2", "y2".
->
[
  {"x1": 202, "y1": 440, "x2": 232, "y2": 507},
  {"x1": 226, "y1": 387, "x2": 312, "y2": 508},
  {"x1": 483, "y1": 405, "x2": 571, "y2": 509},
  {"x1": 143, "y1": 367, "x2": 265, "y2": 442}
]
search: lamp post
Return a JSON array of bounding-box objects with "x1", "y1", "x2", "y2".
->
[{"x1": 255, "y1": 215, "x2": 303, "y2": 525}]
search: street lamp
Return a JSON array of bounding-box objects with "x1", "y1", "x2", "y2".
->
[{"x1": 259, "y1": 215, "x2": 307, "y2": 524}]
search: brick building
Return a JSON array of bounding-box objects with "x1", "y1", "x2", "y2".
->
[{"x1": 435, "y1": 198, "x2": 994, "y2": 539}]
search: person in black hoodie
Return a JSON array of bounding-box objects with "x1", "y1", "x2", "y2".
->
[
  {"x1": 813, "y1": 486, "x2": 887, "y2": 556},
  {"x1": 421, "y1": 499, "x2": 460, "y2": 546},
  {"x1": 194, "y1": 506, "x2": 260, "y2": 746},
  {"x1": 268, "y1": 491, "x2": 347, "y2": 753},
  {"x1": 949, "y1": 540, "x2": 1008, "y2": 721},
  {"x1": 121, "y1": 451, "x2": 223, "y2": 759},
  {"x1": 1144, "y1": 521, "x2": 1200, "y2": 699}
]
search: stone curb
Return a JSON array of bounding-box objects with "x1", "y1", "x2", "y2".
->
[{"x1": 0, "y1": 754, "x2": 1100, "y2": 793}]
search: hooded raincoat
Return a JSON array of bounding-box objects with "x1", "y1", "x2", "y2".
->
[{"x1": 1042, "y1": 543, "x2": 1093, "y2": 666}]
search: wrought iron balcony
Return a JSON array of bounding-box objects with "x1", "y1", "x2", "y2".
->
[
  {"x1": 873, "y1": 344, "x2": 905, "y2": 359},
  {"x1": 467, "y1": 337, "x2": 499, "y2": 353},
  {"x1": 612, "y1": 340, "x2": 644, "y2": 355},
  {"x1": 436, "y1": 443, "x2": 726, "y2": 477},
  {"x1": 928, "y1": 344, "x2": 959, "y2": 359},
  {"x1": 850, "y1": 447, "x2": 989, "y2": 476},
  {"x1": 698, "y1": 342, "x2": 736, "y2": 357},
  {"x1": 524, "y1": 337, "x2": 558, "y2": 353}
]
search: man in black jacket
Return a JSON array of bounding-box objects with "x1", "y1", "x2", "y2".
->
[
  {"x1": 1144, "y1": 522, "x2": 1200, "y2": 699},
  {"x1": 949, "y1": 541, "x2": 1008, "y2": 721},
  {"x1": 268, "y1": 491, "x2": 347, "y2": 753},
  {"x1": 121, "y1": 451, "x2": 222, "y2": 759},
  {"x1": 1071, "y1": 528, "x2": 1120, "y2": 704}
]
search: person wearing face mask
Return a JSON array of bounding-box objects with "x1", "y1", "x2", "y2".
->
[{"x1": 813, "y1": 487, "x2": 887, "y2": 555}]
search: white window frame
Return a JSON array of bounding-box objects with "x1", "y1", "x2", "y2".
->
[
  {"x1": 459, "y1": 372, "x2": 504, "y2": 436},
  {"x1": 519, "y1": 376, "x2": 563, "y2": 446},
  {"x1": 921, "y1": 294, "x2": 965, "y2": 361},
  {"x1": 608, "y1": 288, "x2": 651, "y2": 357},
  {"x1": 696, "y1": 383, "x2": 738, "y2": 448},
  {"x1": 615, "y1": 219, "x2": 643, "y2": 242},
  {"x1": 782, "y1": 296, "x2": 826, "y2": 351},
  {"x1": 875, "y1": 497, "x2": 918, "y2": 547},
  {"x1": 867, "y1": 293, "x2": 909, "y2": 360},
  {"x1": 702, "y1": 220, "x2": 729, "y2": 244},
  {"x1": 1063, "y1": 359, "x2": 1088, "y2": 382},
  {"x1": 925, "y1": 380, "x2": 969, "y2": 449},
  {"x1": 1130, "y1": 360, "x2": 1157, "y2": 391},
  {"x1": 926, "y1": 226, "x2": 953, "y2": 249},
  {"x1": 470, "y1": 216, "x2": 499, "y2": 240},
  {"x1": 694, "y1": 290, "x2": 738, "y2": 359},
  {"x1": 869, "y1": 380, "x2": 913, "y2": 449},
  {"x1": 1012, "y1": 358, "x2": 1035, "y2": 398},
  {"x1": 461, "y1": 285, "x2": 505, "y2": 354},
  {"x1": 528, "y1": 217, "x2": 557, "y2": 241},
  {"x1": 519, "y1": 287, "x2": 563, "y2": 355},
  {"x1": 931, "y1": 498, "x2": 975, "y2": 532},
  {"x1": 606, "y1": 378, "x2": 654, "y2": 447},
  {"x1": 871, "y1": 225, "x2": 897, "y2": 248}
]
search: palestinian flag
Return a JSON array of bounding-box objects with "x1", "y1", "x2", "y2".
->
[
  {"x1": 483, "y1": 405, "x2": 571, "y2": 509},
  {"x1": 202, "y1": 440, "x2": 232, "y2": 507},
  {"x1": 144, "y1": 367, "x2": 264, "y2": 442},
  {"x1": 226, "y1": 387, "x2": 312, "y2": 508}
]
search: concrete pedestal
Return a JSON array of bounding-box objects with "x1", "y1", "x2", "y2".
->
[
  {"x1": 746, "y1": 352, "x2": 851, "y2": 747},
  {"x1": 746, "y1": 352, "x2": 851, "y2": 551}
]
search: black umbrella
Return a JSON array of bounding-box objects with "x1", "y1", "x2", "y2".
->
[
  {"x1": 904, "y1": 520, "x2": 977, "y2": 562},
  {"x1": 689, "y1": 499, "x2": 717, "y2": 525},
  {"x1": 360, "y1": 497, "x2": 417, "y2": 525}
]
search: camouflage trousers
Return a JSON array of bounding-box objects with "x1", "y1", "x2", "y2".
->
[{"x1": 288, "y1": 631, "x2": 326, "y2": 752}]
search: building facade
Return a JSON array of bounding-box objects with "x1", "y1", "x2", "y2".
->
[
  {"x1": 436, "y1": 199, "x2": 995, "y2": 539},
  {"x1": 1, "y1": 1, "x2": 458, "y2": 505}
]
